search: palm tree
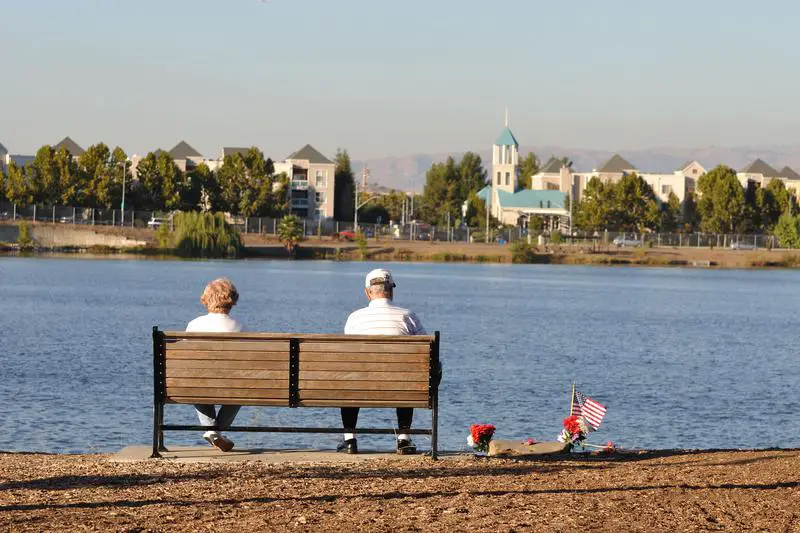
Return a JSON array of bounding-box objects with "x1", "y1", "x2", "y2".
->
[{"x1": 278, "y1": 215, "x2": 303, "y2": 256}]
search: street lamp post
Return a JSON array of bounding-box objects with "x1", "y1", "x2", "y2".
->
[
  {"x1": 354, "y1": 182, "x2": 378, "y2": 233},
  {"x1": 120, "y1": 159, "x2": 127, "y2": 226}
]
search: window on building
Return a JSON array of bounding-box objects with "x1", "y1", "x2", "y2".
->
[
  {"x1": 315, "y1": 192, "x2": 326, "y2": 204},
  {"x1": 546, "y1": 183, "x2": 560, "y2": 191},
  {"x1": 662, "y1": 185, "x2": 672, "y2": 195},
  {"x1": 547, "y1": 200, "x2": 551, "y2": 208},
  {"x1": 692, "y1": 169, "x2": 698, "y2": 175},
  {"x1": 497, "y1": 172, "x2": 501, "y2": 184},
  {"x1": 505, "y1": 172, "x2": 510, "y2": 186},
  {"x1": 315, "y1": 169, "x2": 328, "y2": 188}
]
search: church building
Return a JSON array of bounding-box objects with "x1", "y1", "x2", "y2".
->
[{"x1": 476, "y1": 119, "x2": 569, "y2": 230}]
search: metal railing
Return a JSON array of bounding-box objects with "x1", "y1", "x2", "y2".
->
[{"x1": 0, "y1": 201, "x2": 789, "y2": 249}]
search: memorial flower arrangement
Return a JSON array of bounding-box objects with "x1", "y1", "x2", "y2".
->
[
  {"x1": 557, "y1": 415, "x2": 589, "y2": 448},
  {"x1": 467, "y1": 424, "x2": 496, "y2": 453}
]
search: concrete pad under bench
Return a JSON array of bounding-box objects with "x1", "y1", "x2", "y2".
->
[{"x1": 112, "y1": 446, "x2": 463, "y2": 464}]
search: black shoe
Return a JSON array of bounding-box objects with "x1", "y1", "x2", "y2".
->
[
  {"x1": 337, "y1": 438, "x2": 357, "y2": 454},
  {"x1": 396, "y1": 439, "x2": 417, "y2": 455}
]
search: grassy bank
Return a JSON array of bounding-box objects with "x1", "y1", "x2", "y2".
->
[{"x1": 1, "y1": 450, "x2": 797, "y2": 531}]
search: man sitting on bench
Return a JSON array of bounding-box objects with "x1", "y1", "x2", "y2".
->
[{"x1": 337, "y1": 268, "x2": 426, "y2": 455}]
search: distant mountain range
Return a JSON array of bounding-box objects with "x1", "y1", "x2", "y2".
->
[{"x1": 353, "y1": 145, "x2": 800, "y2": 192}]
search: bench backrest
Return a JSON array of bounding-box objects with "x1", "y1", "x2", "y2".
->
[{"x1": 155, "y1": 331, "x2": 439, "y2": 409}]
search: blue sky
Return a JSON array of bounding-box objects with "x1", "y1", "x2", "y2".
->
[{"x1": 1, "y1": 0, "x2": 798, "y2": 160}]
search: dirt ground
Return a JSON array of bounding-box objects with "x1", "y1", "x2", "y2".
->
[{"x1": 2, "y1": 450, "x2": 798, "y2": 532}]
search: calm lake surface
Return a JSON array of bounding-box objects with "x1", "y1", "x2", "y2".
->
[{"x1": 1, "y1": 257, "x2": 798, "y2": 453}]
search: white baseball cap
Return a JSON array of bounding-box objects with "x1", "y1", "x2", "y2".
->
[{"x1": 365, "y1": 268, "x2": 396, "y2": 288}]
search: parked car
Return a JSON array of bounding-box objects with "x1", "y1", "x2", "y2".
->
[
  {"x1": 612, "y1": 236, "x2": 641, "y2": 247},
  {"x1": 730, "y1": 241, "x2": 755, "y2": 250},
  {"x1": 334, "y1": 230, "x2": 356, "y2": 241},
  {"x1": 147, "y1": 217, "x2": 165, "y2": 229}
]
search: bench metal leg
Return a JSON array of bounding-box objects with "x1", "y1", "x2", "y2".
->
[
  {"x1": 158, "y1": 404, "x2": 168, "y2": 452},
  {"x1": 151, "y1": 403, "x2": 163, "y2": 458},
  {"x1": 431, "y1": 391, "x2": 439, "y2": 460}
]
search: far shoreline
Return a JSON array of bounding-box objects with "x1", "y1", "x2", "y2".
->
[{"x1": 3, "y1": 239, "x2": 800, "y2": 269}]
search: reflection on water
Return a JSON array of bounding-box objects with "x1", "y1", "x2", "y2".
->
[{"x1": 1, "y1": 257, "x2": 799, "y2": 453}]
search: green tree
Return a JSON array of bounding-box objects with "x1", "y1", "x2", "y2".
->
[
  {"x1": 334, "y1": 149, "x2": 355, "y2": 221},
  {"x1": 0, "y1": 165, "x2": 5, "y2": 202},
  {"x1": 660, "y1": 192, "x2": 682, "y2": 232},
  {"x1": 774, "y1": 212, "x2": 800, "y2": 248},
  {"x1": 5, "y1": 161, "x2": 32, "y2": 205},
  {"x1": 157, "y1": 152, "x2": 184, "y2": 211},
  {"x1": 17, "y1": 220, "x2": 34, "y2": 250},
  {"x1": 575, "y1": 177, "x2": 612, "y2": 232},
  {"x1": 55, "y1": 148, "x2": 84, "y2": 205},
  {"x1": 187, "y1": 162, "x2": 215, "y2": 211},
  {"x1": 79, "y1": 143, "x2": 114, "y2": 208},
  {"x1": 766, "y1": 178, "x2": 797, "y2": 217},
  {"x1": 518, "y1": 152, "x2": 540, "y2": 189},
  {"x1": 697, "y1": 165, "x2": 745, "y2": 233},
  {"x1": 28, "y1": 146, "x2": 60, "y2": 205},
  {"x1": 681, "y1": 191, "x2": 699, "y2": 232},
  {"x1": 456, "y1": 152, "x2": 487, "y2": 200},
  {"x1": 421, "y1": 156, "x2": 458, "y2": 226},
  {"x1": 132, "y1": 152, "x2": 161, "y2": 210},
  {"x1": 278, "y1": 214, "x2": 304, "y2": 254},
  {"x1": 613, "y1": 173, "x2": 660, "y2": 232}
]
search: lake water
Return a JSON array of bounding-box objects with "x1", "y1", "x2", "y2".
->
[{"x1": 1, "y1": 257, "x2": 798, "y2": 453}]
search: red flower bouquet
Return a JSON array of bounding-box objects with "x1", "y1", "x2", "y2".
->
[
  {"x1": 467, "y1": 424, "x2": 496, "y2": 453},
  {"x1": 557, "y1": 415, "x2": 589, "y2": 448}
]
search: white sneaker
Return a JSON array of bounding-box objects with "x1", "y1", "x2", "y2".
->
[{"x1": 203, "y1": 431, "x2": 235, "y2": 452}]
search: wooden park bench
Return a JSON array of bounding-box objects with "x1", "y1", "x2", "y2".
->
[{"x1": 151, "y1": 327, "x2": 441, "y2": 458}]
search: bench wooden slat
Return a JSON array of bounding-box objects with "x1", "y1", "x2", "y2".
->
[
  {"x1": 300, "y1": 342, "x2": 430, "y2": 354},
  {"x1": 166, "y1": 360, "x2": 289, "y2": 370},
  {"x1": 166, "y1": 360, "x2": 288, "y2": 371},
  {"x1": 167, "y1": 397, "x2": 289, "y2": 406},
  {"x1": 299, "y1": 371, "x2": 428, "y2": 382},
  {"x1": 166, "y1": 351, "x2": 290, "y2": 361},
  {"x1": 167, "y1": 387, "x2": 290, "y2": 399},
  {"x1": 166, "y1": 369, "x2": 287, "y2": 380},
  {"x1": 298, "y1": 400, "x2": 428, "y2": 408},
  {"x1": 298, "y1": 361, "x2": 429, "y2": 372},
  {"x1": 299, "y1": 380, "x2": 428, "y2": 391},
  {"x1": 168, "y1": 340, "x2": 291, "y2": 352},
  {"x1": 299, "y1": 390, "x2": 429, "y2": 401},
  {"x1": 298, "y1": 352, "x2": 429, "y2": 363},
  {"x1": 167, "y1": 378, "x2": 290, "y2": 390},
  {"x1": 166, "y1": 332, "x2": 434, "y2": 342}
]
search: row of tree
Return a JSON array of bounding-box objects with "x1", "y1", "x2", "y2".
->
[
  {"x1": 575, "y1": 165, "x2": 798, "y2": 235},
  {"x1": 0, "y1": 143, "x2": 360, "y2": 220}
]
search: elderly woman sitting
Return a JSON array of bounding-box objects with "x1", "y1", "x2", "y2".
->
[{"x1": 186, "y1": 278, "x2": 243, "y2": 451}]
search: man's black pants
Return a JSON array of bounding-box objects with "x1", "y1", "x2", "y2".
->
[{"x1": 340, "y1": 407, "x2": 413, "y2": 433}]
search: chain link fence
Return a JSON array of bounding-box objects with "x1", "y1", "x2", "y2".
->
[{"x1": 0, "y1": 201, "x2": 792, "y2": 249}]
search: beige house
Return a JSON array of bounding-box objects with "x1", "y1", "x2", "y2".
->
[
  {"x1": 640, "y1": 161, "x2": 705, "y2": 204},
  {"x1": 168, "y1": 141, "x2": 204, "y2": 172},
  {"x1": 283, "y1": 144, "x2": 336, "y2": 219},
  {"x1": 54, "y1": 136, "x2": 86, "y2": 157},
  {"x1": 737, "y1": 159, "x2": 780, "y2": 188}
]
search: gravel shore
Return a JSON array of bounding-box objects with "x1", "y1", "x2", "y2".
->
[{"x1": 2, "y1": 450, "x2": 798, "y2": 532}]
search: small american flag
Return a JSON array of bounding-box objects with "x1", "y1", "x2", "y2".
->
[{"x1": 572, "y1": 390, "x2": 607, "y2": 430}]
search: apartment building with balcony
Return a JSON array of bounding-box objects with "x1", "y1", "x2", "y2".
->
[{"x1": 279, "y1": 144, "x2": 336, "y2": 219}]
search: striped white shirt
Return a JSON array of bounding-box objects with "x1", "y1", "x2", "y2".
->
[{"x1": 344, "y1": 298, "x2": 426, "y2": 336}]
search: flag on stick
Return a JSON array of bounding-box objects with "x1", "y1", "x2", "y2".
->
[{"x1": 571, "y1": 389, "x2": 607, "y2": 430}]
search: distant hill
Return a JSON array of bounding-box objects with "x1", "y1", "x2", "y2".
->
[{"x1": 353, "y1": 145, "x2": 800, "y2": 192}]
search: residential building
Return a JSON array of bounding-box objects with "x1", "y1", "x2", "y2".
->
[
  {"x1": 639, "y1": 161, "x2": 706, "y2": 204},
  {"x1": 737, "y1": 159, "x2": 780, "y2": 188},
  {"x1": 54, "y1": 136, "x2": 86, "y2": 157},
  {"x1": 0, "y1": 142, "x2": 7, "y2": 172},
  {"x1": 283, "y1": 144, "x2": 336, "y2": 219},
  {"x1": 168, "y1": 141, "x2": 204, "y2": 172},
  {"x1": 778, "y1": 166, "x2": 800, "y2": 196}
]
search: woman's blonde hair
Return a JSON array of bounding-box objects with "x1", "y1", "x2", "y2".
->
[{"x1": 200, "y1": 278, "x2": 239, "y2": 313}]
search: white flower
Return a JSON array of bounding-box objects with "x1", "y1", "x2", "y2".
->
[
  {"x1": 557, "y1": 429, "x2": 568, "y2": 444},
  {"x1": 467, "y1": 435, "x2": 475, "y2": 447}
]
